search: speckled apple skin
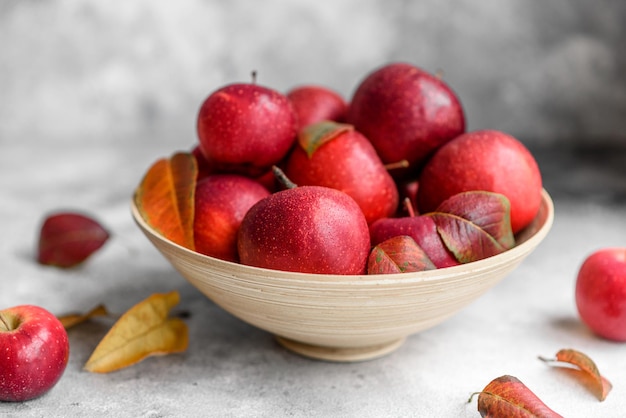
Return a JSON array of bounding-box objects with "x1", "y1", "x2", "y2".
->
[
  {"x1": 348, "y1": 62, "x2": 465, "y2": 175},
  {"x1": 194, "y1": 174, "x2": 270, "y2": 262},
  {"x1": 576, "y1": 248, "x2": 626, "y2": 341},
  {"x1": 197, "y1": 83, "x2": 297, "y2": 177},
  {"x1": 286, "y1": 85, "x2": 348, "y2": 130},
  {"x1": 284, "y1": 128, "x2": 399, "y2": 225},
  {"x1": 417, "y1": 129, "x2": 542, "y2": 234},
  {"x1": 237, "y1": 186, "x2": 371, "y2": 275},
  {"x1": 0, "y1": 305, "x2": 69, "y2": 402}
]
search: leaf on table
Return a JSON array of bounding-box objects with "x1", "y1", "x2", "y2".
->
[
  {"x1": 368, "y1": 235, "x2": 436, "y2": 274},
  {"x1": 37, "y1": 212, "x2": 110, "y2": 268},
  {"x1": 539, "y1": 348, "x2": 612, "y2": 401},
  {"x1": 427, "y1": 191, "x2": 514, "y2": 263},
  {"x1": 84, "y1": 291, "x2": 189, "y2": 373},
  {"x1": 58, "y1": 304, "x2": 110, "y2": 329},
  {"x1": 134, "y1": 152, "x2": 197, "y2": 250},
  {"x1": 470, "y1": 375, "x2": 563, "y2": 418}
]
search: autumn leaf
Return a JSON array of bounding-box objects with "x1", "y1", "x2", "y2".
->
[
  {"x1": 470, "y1": 375, "x2": 563, "y2": 417},
  {"x1": 427, "y1": 191, "x2": 514, "y2": 263},
  {"x1": 134, "y1": 152, "x2": 197, "y2": 250},
  {"x1": 37, "y1": 212, "x2": 110, "y2": 268},
  {"x1": 368, "y1": 235, "x2": 436, "y2": 274},
  {"x1": 298, "y1": 121, "x2": 353, "y2": 157},
  {"x1": 539, "y1": 348, "x2": 612, "y2": 401},
  {"x1": 58, "y1": 304, "x2": 110, "y2": 329},
  {"x1": 84, "y1": 291, "x2": 189, "y2": 373}
]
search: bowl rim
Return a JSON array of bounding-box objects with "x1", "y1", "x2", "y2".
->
[{"x1": 131, "y1": 189, "x2": 554, "y2": 286}]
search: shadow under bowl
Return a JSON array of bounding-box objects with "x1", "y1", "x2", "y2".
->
[{"x1": 131, "y1": 189, "x2": 554, "y2": 362}]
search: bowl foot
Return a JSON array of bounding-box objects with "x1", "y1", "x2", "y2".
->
[{"x1": 275, "y1": 336, "x2": 406, "y2": 362}]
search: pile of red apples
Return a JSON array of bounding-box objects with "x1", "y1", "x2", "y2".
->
[{"x1": 191, "y1": 62, "x2": 543, "y2": 275}]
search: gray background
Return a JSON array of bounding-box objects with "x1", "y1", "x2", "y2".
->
[
  {"x1": 2, "y1": 2, "x2": 626, "y2": 417},
  {"x1": 2, "y1": 0, "x2": 626, "y2": 149}
]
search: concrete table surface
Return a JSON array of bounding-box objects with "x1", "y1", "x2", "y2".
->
[{"x1": 1, "y1": 142, "x2": 625, "y2": 417}]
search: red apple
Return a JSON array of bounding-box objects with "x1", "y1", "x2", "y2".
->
[
  {"x1": 347, "y1": 62, "x2": 465, "y2": 177},
  {"x1": 369, "y1": 215, "x2": 459, "y2": 269},
  {"x1": 0, "y1": 305, "x2": 69, "y2": 402},
  {"x1": 283, "y1": 121, "x2": 399, "y2": 224},
  {"x1": 286, "y1": 85, "x2": 348, "y2": 130},
  {"x1": 196, "y1": 82, "x2": 297, "y2": 177},
  {"x1": 575, "y1": 247, "x2": 626, "y2": 341},
  {"x1": 194, "y1": 174, "x2": 271, "y2": 262},
  {"x1": 238, "y1": 185, "x2": 371, "y2": 275},
  {"x1": 417, "y1": 129, "x2": 542, "y2": 234}
]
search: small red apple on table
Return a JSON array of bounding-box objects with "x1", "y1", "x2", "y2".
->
[
  {"x1": 576, "y1": 247, "x2": 626, "y2": 341},
  {"x1": 0, "y1": 305, "x2": 69, "y2": 402}
]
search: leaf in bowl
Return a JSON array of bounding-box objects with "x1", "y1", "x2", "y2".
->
[
  {"x1": 368, "y1": 235, "x2": 436, "y2": 274},
  {"x1": 427, "y1": 191, "x2": 514, "y2": 263},
  {"x1": 134, "y1": 152, "x2": 197, "y2": 250}
]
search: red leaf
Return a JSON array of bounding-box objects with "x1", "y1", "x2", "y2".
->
[
  {"x1": 472, "y1": 375, "x2": 563, "y2": 417},
  {"x1": 37, "y1": 212, "x2": 110, "y2": 268},
  {"x1": 539, "y1": 348, "x2": 612, "y2": 401},
  {"x1": 427, "y1": 191, "x2": 514, "y2": 263},
  {"x1": 368, "y1": 235, "x2": 436, "y2": 274}
]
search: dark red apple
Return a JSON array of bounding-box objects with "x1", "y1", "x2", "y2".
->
[
  {"x1": 417, "y1": 129, "x2": 542, "y2": 234},
  {"x1": 576, "y1": 247, "x2": 626, "y2": 341},
  {"x1": 347, "y1": 62, "x2": 465, "y2": 177},
  {"x1": 196, "y1": 82, "x2": 297, "y2": 177},
  {"x1": 286, "y1": 85, "x2": 348, "y2": 130},
  {"x1": 237, "y1": 185, "x2": 370, "y2": 275},
  {"x1": 0, "y1": 305, "x2": 69, "y2": 402},
  {"x1": 194, "y1": 174, "x2": 270, "y2": 262},
  {"x1": 284, "y1": 121, "x2": 399, "y2": 224},
  {"x1": 369, "y1": 215, "x2": 459, "y2": 268}
]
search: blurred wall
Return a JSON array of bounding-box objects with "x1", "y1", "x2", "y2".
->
[{"x1": 1, "y1": 0, "x2": 625, "y2": 148}]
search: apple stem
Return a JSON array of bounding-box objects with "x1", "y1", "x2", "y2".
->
[
  {"x1": 0, "y1": 312, "x2": 17, "y2": 332},
  {"x1": 435, "y1": 68, "x2": 445, "y2": 79},
  {"x1": 384, "y1": 159, "x2": 409, "y2": 171},
  {"x1": 251, "y1": 70, "x2": 257, "y2": 84},
  {"x1": 272, "y1": 165, "x2": 298, "y2": 190},
  {"x1": 403, "y1": 197, "x2": 416, "y2": 217}
]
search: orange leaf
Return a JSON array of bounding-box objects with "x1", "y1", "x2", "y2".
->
[
  {"x1": 539, "y1": 348, "x2": 612, "y2": 401},
  {"x1": 58, "y1": 304, "x2": 110, "y2": 329},
  {"x1": 134, "y1": 152, "x2": 197, "y2": 249},
  {"x1": 470, "y1": 375, "x2": 563, "y2": 417},
  {"x1": 84, "y1": 291, "x2": 188, "y2": 373}
]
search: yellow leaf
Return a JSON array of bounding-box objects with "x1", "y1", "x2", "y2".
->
[
  {"x1": 84, "y1": 291, "x2": 189, "y2": 373},
  {"x1": 58, "y1": 304, "x2": 110, "y2": 329}
]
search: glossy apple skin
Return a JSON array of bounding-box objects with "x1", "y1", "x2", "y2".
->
[
  {"x1": 348, "y1": 62, "x2": 465, "y2": 177},
  {"x1": 0, "y1": 305, "x2": 69, "y2": 402},
  {"x1": 369, "y1": 215, "x2": 460, "y2": 268},
  {"x1": 417, "y1": 129, "x2": 542, "y2": 234},
  {"x1": 194, "y1": 175, "x2": 270, "y2": 262},
  {"x1": 284, "y1": 127, "x2": 399, "y2": 224},
  {"x1": 575, "y1": 248, "x2": 626, "y2": 341},
  {"x1": 287, "y1": 85, "x2": 348, "y2": 130},
  {"x1": 238, "y1": 186, "x2": 371, "y2": 275},
  {"x1": 197, "y1": 83, "x2": 297, "y2": 177}
]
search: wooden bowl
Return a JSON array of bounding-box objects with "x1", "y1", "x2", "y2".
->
[{"x1": 131, "y1": 190, "x2": 554, "y2": 362}]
